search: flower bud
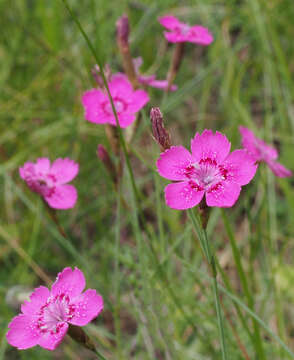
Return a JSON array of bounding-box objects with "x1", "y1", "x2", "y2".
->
[
  {"x1": 150, "y1": 107, "x2": 171, "y2": 151},
  {"x1": 97, "y1": 144, "x2": 117, "y2": 184}
]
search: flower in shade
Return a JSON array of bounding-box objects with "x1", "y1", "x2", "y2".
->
[
  {"x1": 158, "y1": 15, "x2": 213, "y2": 45},
  {"x1": 19, "y1": 158, "x2": 79, "y2": 210},
  {"x1": 133, "y1": 57, "x2": 177, "y2": 91},
  {"x1": 82, "y1": 75, "x2": 149, "y2": 128},
  {"x1": 156, "y1": 129, "x2": 257, "y2": 209},
  {"x1": 6, "y1": 267, "x2": 104, "y2": 351},
  {"x1": 239, "y1": 126, "x2": 292, "y2": 178}
]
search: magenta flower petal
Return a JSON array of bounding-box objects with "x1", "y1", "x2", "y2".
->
[
  {"x1": 38, "y1": 323, "x2": 69, "y2": 351},
  {"x1": 19, "y1": 157, "x2": 79, "y2": 210},
  {"x1": 157, "y1": 146, "x2": 194, "y2": 181},
  {"x1": 70, "y1": 290, "x2": 104, "y2": 326},
  {"x1": 82, "y1": 89, "x2": 108, "y2": 124},
  {"x1": 156, "y1": 129, "x2": 257, "y2": 209},
  {"x1": 206, "y1": 181, "x2": 241, "y2": 207},
  {"x1": 165, "y1": 182, "x2": 205, "y2": 210},
  {"x1": 191, "y1": 130, "x2": 231, "y2": 163},
  {"x1": 116, "y1": 113, "x2": 136, "y2": 128},
  {"x1": 268, "y1": 161, "x2": 292, "y2": 178},
  {"x1": 223, "y1": 149, "x2": 258, "y2": 185},
  {"x1": 239, "y1": 126, "x2": 291, "y2": 178},
  {"x1": 159, "y1": 15, "x2": 213, "y2": 45},
  {"x1": 189, "y1": 26, "x2": 214, "y2": 45},
  {"x1": 82, "y1": 76, "x2": 149, "y2": 128},
  {"x1": 145, "y1": 79, "x2": 177, "y2": 91},
  {"x1": 128, "y1": 89, "x2": 150, "y2": 113},
  {"x1": 45, "y1": 184, "x2": 77, "y2": 210},
  {"x1": 21, "y1": 286, "x2": 50, "y2": 315},
  {"x1": 7, "y1": 315, "x2": 40, "y2": 350},
  {"x1": 239, "y1": 126, "x2": 278, "y2": 161},
  {"x1": 109, "y1": 75, "x2": 133, "y2": 97},
  {"x1": 158, "y1": 15, "x2": 181, "y2": 30},
  {"x1": 35, "y1": 158, "x2": 51, "y2": 173},
  {"x1": 6, "y1": 267, "x2": 104, "y2": 351},
  {"x1": 51, "y1": 158, "x2": 79, "y2": 185},
  {"x1": 51, "y1": 267, "x2": 85, "y2": 298}
]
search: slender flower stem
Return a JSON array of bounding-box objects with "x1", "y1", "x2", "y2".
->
[
  {"x1": 221, "y1": 209, "x2": 266, "y2": 360},
  {"x1": 44, "y1": 200, "x2": 67, "y2": 238},
  {"x1": 188, "y1": 209, "x2": 228, "y2": 360}
]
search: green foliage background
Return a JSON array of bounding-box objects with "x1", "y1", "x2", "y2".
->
[{"x1": 1, "y1": 0, "x2": 294, "y2": 359}]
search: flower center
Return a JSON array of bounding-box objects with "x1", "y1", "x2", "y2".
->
[
  {"x1": 37, "y1": 293, "x2": 75, "y2": 334},
  {"x1": 178, "y1": 24, "x2": 191, "y2": 36},
  {"x1": 103, "y1": 97, "x2": 126, "y2": 115},
  {"x1": 185, "y1": 158, "x2": 227, "y2": 190},
  {"x1": 23, "y1": 167, "x2": 56, "y2": 197}
]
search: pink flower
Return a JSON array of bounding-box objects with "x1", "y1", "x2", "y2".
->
[
  {"x1": 133, "y1": 57, "x2": 177, "y2": 91},
  {"x1": 19, "y1": 158, "x2": 79, "y2": 210},
  {"x1": 158, "y1": 15, "x2": 213, "y2": 45},
  {"x1": 156, "y1": 129, "x2": 257, "y2": 209},
  {"x1": 6, "y1": 267, "x2": 104, "y2": 351},
  {"x1": 82, "y1": 75, "x2": 149, "y2": 128},
  {"x1": 239, "y1": 126, "x2": 292, "y2": 178}
]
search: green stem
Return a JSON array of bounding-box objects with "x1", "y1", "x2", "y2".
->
[
  {"x1": 221, "y1": 209, "x2": 266, "y2": 360},
  {"x1": 189, "y1": 209, "x2": 228, "y2": 360}
]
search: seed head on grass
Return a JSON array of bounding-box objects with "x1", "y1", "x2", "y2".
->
[
  {"x1": 156, "y1": 129, "x2": 257, "y2": 209},
  {"x1": 6, "y1": 267, "x2": 103, "y2": 351},
  {"x1": 19, "y1": 158, "x2": 79, "y2": 210},
  {"x1": 239, "y1": 126, "x2": 292, "y2": 178}
]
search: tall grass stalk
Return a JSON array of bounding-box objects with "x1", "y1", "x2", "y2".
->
[{"x1": 188, "y1": 209, "x2": 228, "y2": 360}]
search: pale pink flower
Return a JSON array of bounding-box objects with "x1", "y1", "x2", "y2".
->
[
  {"x1": 157, "y1": 129, "x2": 257, "y2": 209},
  {"x1": 82, "y1": 75, "x2": 149, "y2": 128},
  {"x1": 133, "y1": 57, "x2": 177, "y2": 91},
  {"x1": 19, "y1": 158, "x2": 79, "y2": 210},
  {"x1": 239, "y1": 126, "x2": 292, "y2": 178},
  {"x1": 6, "y1": 267, "x2": 104, "y2": 351},
  {"x1": 158, "y1": 15, "x2": 213, "y2": 45}
]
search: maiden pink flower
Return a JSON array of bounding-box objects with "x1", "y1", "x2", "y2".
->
[
  {"x1": 158, "y1": 15, "x2": 213, "y2": 45},
  {"x1": 82, "y1": 75, "x2": 149, "y2": 128},
  {"x1": 157, "y1": 129, "x2": 257, "y2": 209},
  {"x1": 19, "y1": 158, "x2": 79, "y2": 210},
  {"x1": 6, "y1": 267, "x2": 104, "y2": 351},
  {"x1": 133, "y1": 57, "x2": 177, "y2": 91},
  {"x1": 239, "y1": 126, "x2": 292, "y2": 178}
]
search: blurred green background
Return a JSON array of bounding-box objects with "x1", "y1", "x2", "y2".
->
[{"x1": 1, "y1": 0, "x2": 294, "y2": 359}]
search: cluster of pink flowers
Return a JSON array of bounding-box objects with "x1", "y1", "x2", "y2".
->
[
  {"x1": 156, "y1": 127, "x2": 291, "y2": 210},
  {"x1": 6, "y1": 267, "x2": 103, "y2": 350},
  {"x1": 9, "y1": 11, "x2": 292, "y2": 356}
]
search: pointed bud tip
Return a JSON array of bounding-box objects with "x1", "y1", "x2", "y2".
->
[
  {"x1": 116, "y1": 14, "x2": 129, "y2": 45},
  {"x1": 150, "y1": 107, "x2": 171, "y2": 150}
]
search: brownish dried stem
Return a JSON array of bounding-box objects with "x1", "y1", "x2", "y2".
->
[
  {"x1": 166, "y1": 42, "x2": 185, "y2": 92},
  {"x1": 105, "y1": 124, "x2": 120, "y2": 156},
  {"x1": 116, "y1": 14, "x2": 139, "y2": 89},
  {"x1": 68, "y1": 325, "x2": 96, "y2": 352},
  {"x1": 44, "y1": 201, "x2": 67, "y2": 239}
]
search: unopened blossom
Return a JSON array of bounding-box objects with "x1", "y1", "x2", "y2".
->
[
  {"x1": 157, "y1": 129, "x2": 257, "y2": 209},
  {"x1": 158, "y1": 15, "x2": 213, "y2": 45},
  {"x1": 239, "y1": 126, "x2": 292, "y2": 178},
  {"x1": 6, "y1": 267, "x2": 103, "y2": 351},
  {"x1": 82, "y1": 75, "x2": 149, "y2": 128},
  {"x1": 19, "y1": 158, "x2": 79, "y2": 210}
]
